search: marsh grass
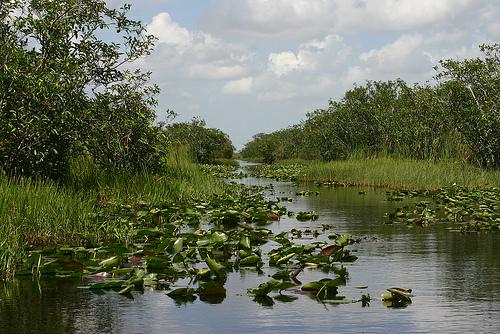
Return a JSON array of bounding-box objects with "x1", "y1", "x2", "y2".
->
[
  {"x1": 0, "y1": 147, "x2": 228, "y2": 279},
  {"x1": 211, "y1": 158, "x2": 240, "y2": 167},
  {"x1": 65, "y1": 148, "x2": 227, "y2": 202},
  {"x1": 0, "y1": 175, "x2": 96, "y2": 278},
  {"x1": 300, "y1": 157, "x2": 500, "y2": 190}
]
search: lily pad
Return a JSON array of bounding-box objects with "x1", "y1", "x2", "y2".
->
[
  {"x1": 273, "y1": 294, "x2": 298, "y2": 302},
  {"x1": 320, "y1": 245, "x2": 342, "y2": 256}
]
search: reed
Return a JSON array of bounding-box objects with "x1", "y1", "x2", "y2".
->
[
  {"x1": 0, "y1": 148, "x2": 228, "y2": 279},
  {"x1": 0, "y1": 175, "x2": 95, "y2": 279},
  {"x1": 300, "y1": 157, "x2": 500, "y2": 190}
]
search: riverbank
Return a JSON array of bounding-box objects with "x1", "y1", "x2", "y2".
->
[
  {"x1": 2, "y1": 160, "x2": 499, "y2": 333},
  {"x1": 0, "y1": 154, "x2": 229, "y2": 280},
  {"x1": 247, "y1": 158, "x2": 499, "y2": 232},
  {"x1": 275, "y1": 157, "x2": 500, "y2": 190}
]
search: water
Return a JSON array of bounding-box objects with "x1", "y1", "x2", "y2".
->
[{"x1": 1, "y1": 167, "x2": 499, "y2": 333}]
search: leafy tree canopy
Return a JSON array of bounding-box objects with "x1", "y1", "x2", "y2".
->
[{"x1": 0, "y1": 0, "x2": 163, "y2": 179}]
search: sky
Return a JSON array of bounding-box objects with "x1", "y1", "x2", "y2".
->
[{"x1": 107, "y1": 0, "x2": 499, "y2": 149}]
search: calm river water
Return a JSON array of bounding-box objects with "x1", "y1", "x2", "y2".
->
[{"x1": 1, "y1": 164, "x2": 499, "y2": 333}]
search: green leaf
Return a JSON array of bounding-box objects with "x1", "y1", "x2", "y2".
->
[
  {"x1": 198, "y1": 282, "x2": 226, "y2": 297},
  {"x1": 239, "y1": 255, "x2": 261, "y2": 266},
  {"x1": 205, "y1": 257, "x2": 225, "y2": 275},
  {"x1": 273, "y1": 294, "x2": 298, "y2": 302},
  {"x1": 276, "y1": 252, "x2": 295, "y2": 265},
  {"x1": 118, "y1": 285, "x2": 134, "y2": 295},
  {"x1": 89, "y1": 279, "x2": 126, "y2": 290},
  {"x1": 212, "y1": 231, "x2": 228, "y2": 243},
  {"x1": 167, "y1": 287, "x2": 196, "y2": 297},
  {"x1": 173, "y1": 238, "x2": 183, "y2": 254},
  {"x1": 99, "y1": 256, "x2": 120, "y2": 268},
  {"x1": 239, "y1": 236, "x2": 251, "y2": 249}
]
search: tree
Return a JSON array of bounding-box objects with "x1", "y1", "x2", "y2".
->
[
  {"x1": 0, "y1": 0, "x2": 160, "y2": 179},
  {"x1": 165, "y1": 119, "x2": 234, "y2": 164},
  {"x1": 83, "y1": 71, "x2": 167, "y2": 171},
  {"x1": 240, "y1": 44, "x2": 499, "y2": 169},
  {"x1": 436, "y1": 44, "x2": 500, "y2": 168}
]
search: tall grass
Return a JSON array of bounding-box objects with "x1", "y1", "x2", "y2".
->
[
  {"x1": 0, "y1": 147, "x2": 229, "y2": 279},
  {"x1": 66, "y1": 147, "x2": 228, "y2": 203},
  {"x1": 0, "y1": 175, "x2": 96, "y2": 279},
  {"x1": 211, "y1": 158, "x2": 240, "y2": 167},
  {"x1": 300, "y1": 157, "x2": 500, "y2": 190}
]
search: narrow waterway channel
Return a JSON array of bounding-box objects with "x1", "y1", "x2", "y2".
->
[{"x1": 1, "y1": 163, "x2": 499, "y2": 333}]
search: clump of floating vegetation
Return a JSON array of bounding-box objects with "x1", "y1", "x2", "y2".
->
[
  {"x1": 8, "y1": 179, "x2": 367, "y2": 306},
  {"x1": 200, "y1": 164, "x2": 248, "y2": 179},
  {"x1": 385, "y1": 186, "x2": 499, "y2": 231},
  {"x1": 247, "y1": 164, "x2": 305, "y2": 182}
]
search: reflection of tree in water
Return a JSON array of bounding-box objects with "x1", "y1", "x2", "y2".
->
[
  {"x1": 299, "y1": 185, "x2": 416, "y2": 236},
  {"x1": 301, "y1": 185, "x2": 500, "y2": 300},
  {"x1": 291, "y1": 185, "x2": 388, "y2": 220},
  {"x1": 0, "y1": 278, "x2": 117, "y2": 334},
  {"x1": 437, "y1": 230, "x2": 500, "y2": 303}
]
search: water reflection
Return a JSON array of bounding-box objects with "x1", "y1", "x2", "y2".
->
[
  {"x1": 1, "y1": 173, "x2": 499, "y2": 333},
  {"x1": 0, "y1": 277, "x2": 116, "y2": 333}
]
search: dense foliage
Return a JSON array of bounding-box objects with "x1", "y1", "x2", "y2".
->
[
  {"x1": 164, "y1": 118, "x2": 234, "y2": 164},
  {"x1": 0, "y1": 1, "x2": 235, "y2": 179},
  {"x1": 0, "y1": 0, "x2": 163, "y2": 179},
  {"x1": 241, "y1": 44, "x2": 499, "y2": 169},
  {"x1": 240, "y1": 126, "x2": 305, "y2": 163}
]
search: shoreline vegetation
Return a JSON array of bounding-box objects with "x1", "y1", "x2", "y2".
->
[
  {"x1": 285, "y1": 158, "x2": 500, "y2": 190},
  {"x1": 1, "y1": 1, "x2": 498, "y2": 298},
  {"x1": 238, "y1": 42, "x2": 499, "y2": 234},
  {"x1": 248, "y1": 160, "x2": 499, "y2": 232},
  {"x1": 1, "y1": 1, "x2": 237, "y2": 280},
  {"x1": 240, "y1": 44, "x2": 499, "y2": 183},
  {"x1": 241, "y1": 155, "x2": 500, "y2": 190},
  {"x1": 0, "y1": 151, "x2": 230, "y2": 279},
  {"x1": 3, "y1": 153, "x2": 498, "y2": 279}
]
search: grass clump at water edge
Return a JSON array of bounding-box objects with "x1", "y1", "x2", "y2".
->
[
  {"x1": 0, "y1": 175, "x2": 95, "y2": 279},
  {"x1": 299, "y1": 157, "x2": 500, "y2": 190},
  {"x1": 0, "y1": 149, "x2": 229, "y2": 280}
]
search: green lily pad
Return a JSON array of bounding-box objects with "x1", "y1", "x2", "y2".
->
[
  {"x1": 205, "y1": 257, "x2": 225, "y2": 276},
  {"x1": 145, "y1": 256, "x2": 170, "y2": 271},
  {"x1": 40, "y1": 259, "x2": 84, "y2": 276},
  {"x1": 239, "y1": 255, "x2": 261, "y2": 266},
  {"x1": 273, "y1": 294, "x2": 298, "y2": 302}
]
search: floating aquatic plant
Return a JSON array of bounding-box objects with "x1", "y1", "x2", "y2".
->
[{"x1": 385, "y1": 186, "x2": 499, "y2": 231}]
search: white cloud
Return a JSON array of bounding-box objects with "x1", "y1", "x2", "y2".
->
[
  {"x1": 342, "y1": 30, "x2": 492, "y2": 86},
  {"x1": 347, "y1": 34, "x2": 433, "y2": 83},
  {"x1": 254, "y1": 73, "x2": 337, "y2": 101},
  {"x1": 252, "y1": 28, "x2": 491, "y2": 100},
  {"x1": 148, "y1": 12, "x2": 192, "y2": 47},
  {"x1": 268, "y1": 51, "x2": 308, "y2": 76},
  {"x1": 222, "y1": 77, "x2": 254, "y2": 95},
  {"x1": 265, "y1": 35, "x2": 350, "y2": 77},
  {"x1": 487, "y1": 21, "x2": 500, "y2": 39},
  {"x1": 248, "y1": 34, "x2": 350, "y2": 100},
  {"x1": 188, "y1": 63, "x2": 247, "y2": 80},
  {"x1": 142, "y1": 12, "x2": 253, "y2": 81},
  {"x1": 118, "y1": 1, "x2": 499, "y2": 149},
  {"x1": 201, "y1": 0, "x2": 486, "y2": 40},
  {"x1": 360, "y1": 34, "x2": 425, "y2": 70},
  {"x1": 333, "y1": 0, "x2": 477, "y2": 32},
  {"x1": 343, "y1": 66, "x2": 371, "y2": 85},
  {"x1": 201, "y1": 0, "x2": 333, "y2": 40}
]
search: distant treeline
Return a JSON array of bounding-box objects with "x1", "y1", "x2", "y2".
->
[
  {"x1": 0, "y1": 1, "x2": 233, "y2": 180},
  {"x1": 241, "y1": 44, "x2": 499, "y2": 169},
  {"x1": 165, "y1": 118, "x2": 234, "y2": 164}
]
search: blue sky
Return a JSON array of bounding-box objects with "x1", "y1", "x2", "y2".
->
[{"x1": 108, "y1": 0, "x2": 499, "y2": 149}]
